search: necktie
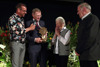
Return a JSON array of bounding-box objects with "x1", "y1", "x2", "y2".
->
[
  {"x1": 36, "y1": 22, "x2": 38, "y2": 27},
  {"x1": 36, "y1": 22, "x2": 40, "y2": 29}
]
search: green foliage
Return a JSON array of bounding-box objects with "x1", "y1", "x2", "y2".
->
[
  {"x1": 98, "y1": 60, "x2": 100, "y2": 67},
  {"x1": 66, "y1": 22, "x2": 79, "y2": 48},
  {"x1": 66, "y1": 21, "x2": 80, "y2": 67},
  {"x1": 47, "y1": 32, "x2": 54, "y2": 49},
  {"x1": 0, "y1": 25, "x2": 11, "y2": 67},
  {"x1": 47, "y1": 32, "x2": 54, "y2": 43}
]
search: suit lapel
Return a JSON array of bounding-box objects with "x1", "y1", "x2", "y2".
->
[{"x1": 39, "y1": 21, "x2": 42, "y2": 27}]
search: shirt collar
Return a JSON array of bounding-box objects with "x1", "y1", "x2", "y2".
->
[
  {"x1": 15, "y1": 13, "x2": 20, "y2": 18},
  {"x1": 14, "y1": 13, "x2": 24, "y2": 21},
  {"x1": 33, "y1": 19, "x2": 35, "y2": 21},
  {"x1": 33, "y1": 19, "x2": 39, "y2": 22},
  {"x1": 33, "y1": 19, "x2": 40, "y2": 25},
  {"x1": 82, "y1": 12, "x2": 91, "y2": 20},
  {"x1": 60, "y1": 26, "x2": 66, "y2": 32}
]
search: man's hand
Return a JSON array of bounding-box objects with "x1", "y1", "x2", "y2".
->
[
  {"x1": 25, "y1": 23, "x2": 36, "y2": 33},
  {"x1": 35, "y1": 38, "x2": 42, "y2": 43},
  {"x1": 29, "y1": 23, "x2": 36, "y2": 30},
  {"x1": 75, "y1": 51, "x2": 80, "y2": 56}
]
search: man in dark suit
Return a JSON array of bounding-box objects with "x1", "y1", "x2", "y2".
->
[
  {"x1": 26, "y1": 8, "x2": 47, "y2": 67},
  {"x1": 75, "y1": 2, "x2": 100, "y2": 67}
]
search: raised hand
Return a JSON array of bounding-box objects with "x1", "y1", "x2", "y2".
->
[{"x1": 55, "y1": 26, "x2": 60, "y2": 36}]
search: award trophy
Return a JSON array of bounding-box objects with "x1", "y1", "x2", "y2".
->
[
  {"x1": 33, "y1": 20, "x2": 48, "y2": 42},
  {"x1": 39, "y1": 27, "x2": 48, "y2": 42}
]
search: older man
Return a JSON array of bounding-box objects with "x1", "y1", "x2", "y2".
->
[
  {"x1": 75, "y1": 2, "x2": 100, "y2": 67},
  {"x1": 26, "y1": 8, "x2": 47, "y2": 67},
  {"x1": 52, "y1": 16, "x2": 71, "y2": 67}
]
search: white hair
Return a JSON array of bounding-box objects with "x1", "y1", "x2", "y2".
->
[
  {"x1": 55, "y1": 16, "x2": 66, "y2": 26},
  {"x1": 78, "y1": 2, "x2": 91, "y2": 11}
]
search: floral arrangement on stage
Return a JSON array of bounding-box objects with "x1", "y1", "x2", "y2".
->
[
  {"x1": 66, "y1": 21, "x2": 80, "y2": 67},
  {"x1": 46, "y1": 32, "x2": 54, "y2": 49},
  {"x1": 0, "y1": 25, "x2": 11, "y2": 67}
]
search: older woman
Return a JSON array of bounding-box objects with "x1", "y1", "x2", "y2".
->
[{"x1": 52, "y1": 16, "x2": 71, "y2": 67}]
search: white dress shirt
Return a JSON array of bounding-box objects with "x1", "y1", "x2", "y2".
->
[
  {"x1": 82, "y1": 12, "x2": 91, "y2": 20},
  {"x1": 33, "y1": 19, "x2": 41, "y2": 27},
  {"x1": 52, "y1": 27, "x2": 71, "y2": 54},
  {"x1": 33, "y1": 19, "x2": 41, "y2": 42}
]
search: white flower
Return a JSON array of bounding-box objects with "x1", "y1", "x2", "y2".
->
[
  {"x1": 0, "y1": 44, "x2": 6, "y2": 50},
  {"x1": 0, "y1": 61, "x2": 7, "y2": 67}
]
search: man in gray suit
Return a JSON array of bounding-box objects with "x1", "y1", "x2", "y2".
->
[{"x1": 52, "y1": 16, "x2": 71, "y2": 67}]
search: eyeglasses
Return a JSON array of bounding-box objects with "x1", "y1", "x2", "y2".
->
[
  {"x1": 20, "y1": 9, "x2": 27, "y2": 12},
  {"x1": 36, "y1": 15, "x2": 42, "y2": 17}
]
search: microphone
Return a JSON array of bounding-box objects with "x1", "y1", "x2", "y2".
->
[{"x1": 33, "y1": 20, "x2": 37, "y2": 25}]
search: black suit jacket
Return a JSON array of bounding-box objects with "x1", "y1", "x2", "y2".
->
[
  {"x1": 26, "y1": 19, "x2": 45, "y2": 45},
  {"x1": 76, "y1": 13, "x2": 100, "y2": 60}
]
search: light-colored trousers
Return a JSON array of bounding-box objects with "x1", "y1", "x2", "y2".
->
[{"x1": 10, "y1": 41, "x2": 25, "y2": 67}]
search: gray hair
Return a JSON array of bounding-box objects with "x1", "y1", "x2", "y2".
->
[
  {"x1": 78, "y1": 2, "x2": 91, "y2": 11},
  {"x1": 56, "y1": 16, "x2": 66, "y2": 26},
  {"x1": 32, "y1": 8, "x2": 41, "y2": 14}
]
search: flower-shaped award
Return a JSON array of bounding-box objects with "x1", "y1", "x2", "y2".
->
[{"x1": 39, "y1": 27, "x2": 48, "y2": 42}]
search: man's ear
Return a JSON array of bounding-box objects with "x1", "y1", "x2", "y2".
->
[
  {"x1": 17, "y1": 8, "x2": 20, "y2": 13},
  {"x1": 32, "y1": 13, "x2": 34, "y2": 17}
]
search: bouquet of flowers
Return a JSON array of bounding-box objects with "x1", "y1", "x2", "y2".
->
[{"x1": 46, "y1": 32, "x2": 54, "y2": 49}]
